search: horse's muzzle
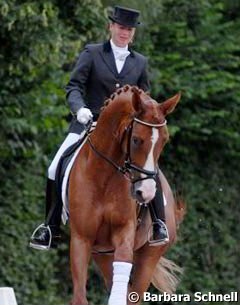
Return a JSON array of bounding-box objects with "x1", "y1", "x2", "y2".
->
[{"x1": 131, "y1": 179, "x2": 157, "y2": 204}]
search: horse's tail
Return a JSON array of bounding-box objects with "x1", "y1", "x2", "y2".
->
[
  {"x1": 151, "y1": 257, "x2": 183, "y2": 293},
  {"x1": 174, "y1": 192, "x2": 186, "y2": 227}
]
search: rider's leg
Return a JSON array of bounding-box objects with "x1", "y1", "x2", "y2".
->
[
  {"x1": 29, "y1": 133, "x2": 81, "y2": 250},
  {"x1": 148, "y1": 175, "x2": 169, "y2": 246}
]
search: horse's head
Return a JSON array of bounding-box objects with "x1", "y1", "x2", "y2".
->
[
  {"x1": 122, "y1": 87, "x2": 181, "y2": 204},
  {"x1": 92, "y1": 85, "x2": 180, "y2": 204}
]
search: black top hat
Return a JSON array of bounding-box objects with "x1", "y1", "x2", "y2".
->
[{"x1": 108, "y1": 6, "x2": 141, "y2": 27}]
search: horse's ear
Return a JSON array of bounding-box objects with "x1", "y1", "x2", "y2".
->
[
  {"x1": 132, "y1": 87, "x2": 143, "y2": 112},
  {"x1": 159, "y1": 92, "x2": 181, "y2": 116}
]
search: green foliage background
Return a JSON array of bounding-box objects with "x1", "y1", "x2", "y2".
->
[{"x1": 0, "y1": 0, "x2": 239, "y2": 304}]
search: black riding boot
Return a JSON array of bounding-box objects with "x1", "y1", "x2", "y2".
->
[
  {"x1": 148, "y1": 179, "x2": 169, "y2": 246},
  {"x1": 29, "y1": 178, "x2": 62, "y2": 250}
]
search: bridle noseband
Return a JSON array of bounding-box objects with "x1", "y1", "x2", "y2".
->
[{"x1": 86, "y1": 117, "x2": 167, "y2": 183}]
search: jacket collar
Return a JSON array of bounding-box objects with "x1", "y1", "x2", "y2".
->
[
  {"x1": 103, "y1": 40, "x2": 135, "y2": 57},
  {"x1": 101, "y1": 40, "x2": 136, "y2": 77}
]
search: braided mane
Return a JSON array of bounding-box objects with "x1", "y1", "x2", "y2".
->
[{"x1": 100, "y1": 85, "x2": 146, "y2": 113}]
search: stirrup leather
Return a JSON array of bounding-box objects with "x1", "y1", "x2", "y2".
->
[
  {"x1": 29, "y1": 223, "x2": 52, "y2": 251},
  {"x1": 148, "y1": 219, "x2": 169, "y2": 246}
]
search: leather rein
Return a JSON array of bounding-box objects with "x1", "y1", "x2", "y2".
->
[{"x1": 85, "y1": 117, "x2": 167, "y2": 183}]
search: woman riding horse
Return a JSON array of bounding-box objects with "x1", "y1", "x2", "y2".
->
[{"x1": 30, "y1": 6, "x2": 169, "y2": 250}]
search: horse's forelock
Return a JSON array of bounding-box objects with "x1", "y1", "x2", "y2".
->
[{"x1": 138, "y1": 98, "x2": 166, "y2": 125}]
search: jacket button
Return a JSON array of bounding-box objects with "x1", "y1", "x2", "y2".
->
[{"x1": 116, "y1": 83, "x2": 120, "y2": 88}]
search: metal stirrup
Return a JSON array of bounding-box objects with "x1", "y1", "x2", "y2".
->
[
  {"x1": 147, "y1": 220, "x2": 169, "y2": 246},
  {"x1": 30, "y1": 223, "x2": 52, "y2": 250}
]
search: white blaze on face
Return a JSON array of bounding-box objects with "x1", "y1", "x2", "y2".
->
[{"x1": 139, "y1": 127, "x2": 159, "y2": 202}]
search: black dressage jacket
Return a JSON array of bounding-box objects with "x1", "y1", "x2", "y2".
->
[{"x1": 65, "y1": 40, "x2": 150, "y2": 134}]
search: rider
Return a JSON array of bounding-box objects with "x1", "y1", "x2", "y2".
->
[{"x1": 29, "y1": 5, "x2": 169, "y2": 250}]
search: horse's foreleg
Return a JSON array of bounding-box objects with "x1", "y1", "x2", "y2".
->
[
  {"x1": 108, "y1": 224, "x2": 135, "y2": 305},
  {"x1": 93, "y1": 254, "x2": 114, "y2": 292},
  {"x1": 128, "y1": 243, "x2": 168, "y2": 305},
  {"x1": 70, "y1": 235, "x2": 91, "y2": 305}
]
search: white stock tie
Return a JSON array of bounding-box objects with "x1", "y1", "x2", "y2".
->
[
  {"x1": 114, "y1": 50, "x2": 130, "y2": 61},
  {"x1": 113, "y1": 50, "x2": 130, "y2": 73}
]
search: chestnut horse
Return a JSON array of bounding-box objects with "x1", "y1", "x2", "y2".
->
[{"x1": 68, "y1": 85, "x2": 184, "y2": 305}]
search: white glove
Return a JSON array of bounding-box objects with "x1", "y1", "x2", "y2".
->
[{"x1": 76, "y1": 107, "x2": 93, "y2": 124}]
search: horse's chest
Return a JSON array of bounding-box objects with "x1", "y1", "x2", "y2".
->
[
  {"x1": 93, "y1": 204, "x2": 135, "y2": 247},
  {"x1": 94, "y1": 223, "x2": 112, "y2": 248}
]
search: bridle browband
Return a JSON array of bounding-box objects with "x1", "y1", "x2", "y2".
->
[
  {"x1": 133, "y1": 117, "x2": 167, "y2": 128},
  {"x1": 86, "y1": 117, "x2": 167, "y2": 183}
]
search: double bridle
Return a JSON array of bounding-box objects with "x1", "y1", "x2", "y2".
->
[{"x1": 86, "y1": 117, "x2": 167, "y2": 183}]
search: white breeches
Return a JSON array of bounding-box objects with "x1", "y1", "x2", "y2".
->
[{"x1": 48, "y1": 133, "x2": 83, "y2": 180}]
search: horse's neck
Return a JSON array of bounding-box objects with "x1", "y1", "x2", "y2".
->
[
  {"x1": 93, "y1": 98, "x2": 130, "y2": 147},
  {"x1": 89, "y1": 115, "x2": 126, "y2": 173}
]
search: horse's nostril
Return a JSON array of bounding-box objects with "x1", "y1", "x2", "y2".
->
[
  {"x1": 136, "y1": 190, "x2": 143, "y2": 197},
  {"x1": 136, "y1": 190, "x2": 144, "y2": 202}
]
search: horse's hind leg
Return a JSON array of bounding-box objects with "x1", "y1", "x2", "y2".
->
[
  {"x1": 128, "y1": 244, "x2": 168, "y2": 305},
  {"x1": 70, "y1": 235, "x2": 91, "y2": 305}
]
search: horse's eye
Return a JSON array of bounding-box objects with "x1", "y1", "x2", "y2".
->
[{"x1": 132, "y1": 136, "x2": 143, "y2": 146}]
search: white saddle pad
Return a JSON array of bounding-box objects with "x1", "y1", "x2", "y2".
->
[{"x1": 61, "y1": 123, "x2": 97, "y2": 224}]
